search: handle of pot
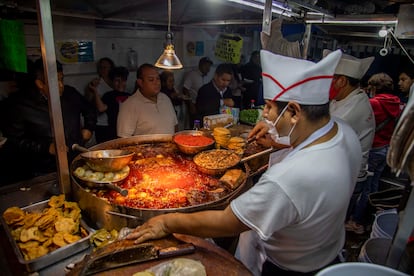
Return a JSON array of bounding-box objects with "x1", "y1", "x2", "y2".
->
[
  {"x1": 104, "y1": 183, "x2": 129, "y2": 196},
  {"x1": 240, "y1": 147, "x2": 275, "y2": 163},
  {"x1": 72, "y1": 143, "x2": 90, "y2": 153}
]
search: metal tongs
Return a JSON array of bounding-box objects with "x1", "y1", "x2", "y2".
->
[{"x1": 246, "y1": 136, "x2": 258, "y2": 144}]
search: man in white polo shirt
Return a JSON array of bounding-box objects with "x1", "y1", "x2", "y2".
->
[{"x1": 117, "y1": 64, "x2": 177, "y2": 137}]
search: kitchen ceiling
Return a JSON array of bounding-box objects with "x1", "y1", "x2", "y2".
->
[{"x1": 2, "y1": 0, "x2": 414, "y2": 46}]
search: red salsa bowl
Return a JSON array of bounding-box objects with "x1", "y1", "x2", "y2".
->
[{"x1": 173, "y1": 130, "x2": 215, "y2": 155}]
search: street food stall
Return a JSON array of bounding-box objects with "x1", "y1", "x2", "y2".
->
[
  {"x1": 0, "y1": 0, "x2": 413, "y2": 274},
  {"x1": 0, "y1": 126, "x2": 273, "y2": 274}
]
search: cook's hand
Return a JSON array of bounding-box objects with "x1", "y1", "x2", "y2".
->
[
  {"x1": 126, "y1": 215, "x2": 171, "y2": 244},
  {"x1": 248, "y1": 120, "x2": 269, "y2": 141},
  {"x1": 248, "y1": 121, "x2": 289, "y2": 149}
]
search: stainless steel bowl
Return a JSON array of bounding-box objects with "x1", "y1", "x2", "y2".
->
[
  {"x1": 72, "y1": 143, "x2": 135, "y2": 172},
  {"x1": 173, "y1": 130, "x2": 215, "y2": 155}
]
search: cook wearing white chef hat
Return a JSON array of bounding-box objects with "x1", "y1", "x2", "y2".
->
[
  {"x1": 126, "y1": 48, "x2": 363, "y2": 275},
  {"x1": 323, "y1": 49, "x2": 376, "y2": 233},
  {"x1": 323, "y1": 49, "x2": 374, "y2": 80},
  {"x1": 234, "y1": 49, "x2": 363, "y2": 275},
  {"x1": 261, "y1": 49, "x2": 343, "y2": 104},
  {"x1": 248, "y1": 49, "x2": 343, "y2": 150},
  {"x1": 323, "y1": 49, "x2": 374, "y2": 100}
]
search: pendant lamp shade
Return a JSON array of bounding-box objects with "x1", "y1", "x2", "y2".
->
[
  {"x1": 155, "y1": 32, "x2": 183, "y2": 69},
  {"x1": 155, "y1": 0, "x2": 183, "y2": 70}
]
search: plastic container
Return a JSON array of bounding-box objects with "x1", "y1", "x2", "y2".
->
[
  {"x1": 370, "y1": 209, "x2": 399, "y2": 239},
  {"x1": 316, "y1": 262, "x2": 408, "y2": 276},
  {"x1": 358, "y1": 237, "x2": 392, "y2": 264}
]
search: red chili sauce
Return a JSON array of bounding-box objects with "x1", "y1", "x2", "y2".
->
[{"x1": 174, "y1": 134, "x2": 214, "y2": 147}]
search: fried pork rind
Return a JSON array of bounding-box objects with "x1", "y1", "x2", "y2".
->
[
  {"x1": 43, "y1": 237, "x2": 53, "y2": 248},
  {"x1": 62, "y1": 201, "x2": 81, "y2": 221},
  {"x1": 52, "y1": 232, "x2": 68, "y2": 247},
  {"x1": 22, "y1": 245, "x2": 49, "y2": 261},
  {"x1": 48, "y1": 194, "x2": 65, "y2": 208},
  {"x1": 55, "y1": 217, "x2": 78, "y2": 234},
  {"x1": 23, "y1": 213, "x2": 42, "y2": 229},
  {"x1": 35, "y1": 213, "x2": 56, "y2": 231},
  {"x1": 3, "y1": 206, "x2": 26, "y2": 225},
  {"x1": 20, "y1": 226, "x2": 47, "y2": 243},
  {"x1": 63, "y1": 232, "x2": 81, "y2": 243},
  {"x1": 2, "y1": 194, "x2": 87, "y2": 261},
  {"x1": 43, "y1": 226, "x2": 55, "y2": 237},
  {"x1": 11, "y1": 228, "x2": 23, "y2": 240}
]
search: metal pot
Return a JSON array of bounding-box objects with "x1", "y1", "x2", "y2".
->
[{"x1": 70, "y1": 134, "x2": 251, "y2": 230}]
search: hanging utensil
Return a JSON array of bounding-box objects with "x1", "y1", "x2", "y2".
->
[{"x1": 72, "y1": 144, "x2": 135, "y2": 172}]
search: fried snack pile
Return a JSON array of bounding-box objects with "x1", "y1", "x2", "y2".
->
[
  {"x1": 213, "y1": 127, "x2": 231, "y2": 148},
  {"x1": 2, "y1": 194, "x2": 87, "y2": 261},
  {"x1": 226, "y1": 137, "x2": 246, "y2": 155}
]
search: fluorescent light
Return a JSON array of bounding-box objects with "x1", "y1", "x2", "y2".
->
[
  {"x1": 306, "y1": 19, "x2": 398, "y2": 24},
  {"x1": 226, "y1": 0, "x2": 294, "y2": 17}
]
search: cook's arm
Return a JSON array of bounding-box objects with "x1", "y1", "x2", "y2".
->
[
  {"x1": 126, "y1": 206, "x2": 249, "y2": 244},
  {"x1": 248, "y1": 120, "x2": 289, "y2": 149}
]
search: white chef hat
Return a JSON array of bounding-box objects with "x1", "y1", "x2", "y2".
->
[
  {"x1": 323, "y1": 49, "x2": 374, "y2": 80},
  {"x1": 261, "y1": 49, "x2": 342, "y2": 104}
]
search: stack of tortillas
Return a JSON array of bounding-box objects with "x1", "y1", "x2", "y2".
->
[
  {"x1": 227, "y1": 137, "x2": 246, "y2": 155},
  {"x1": 213, "y1": 127, "x2": 231, "y2": 148}
]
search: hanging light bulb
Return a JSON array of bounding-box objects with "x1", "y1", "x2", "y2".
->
[{"x1": 155, "y1": 0, "x2": 183, "y2": 70}]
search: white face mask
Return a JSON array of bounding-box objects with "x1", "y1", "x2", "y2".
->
[{"x1": 264, "y1": 104, "x2": 296, "y2": 146}]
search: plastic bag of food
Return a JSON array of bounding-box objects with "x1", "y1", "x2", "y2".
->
[{"x1": 133, "y1": 258, "x2": 206, "y2": 276}]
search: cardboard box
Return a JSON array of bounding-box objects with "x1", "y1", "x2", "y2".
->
[{"x1": 203, "y1": 114, "x2": 234, "y2": 130}]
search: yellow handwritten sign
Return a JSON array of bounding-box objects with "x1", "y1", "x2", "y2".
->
[{"x1": 214, "y1": 34, "x2": 243, "y2": 64}]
